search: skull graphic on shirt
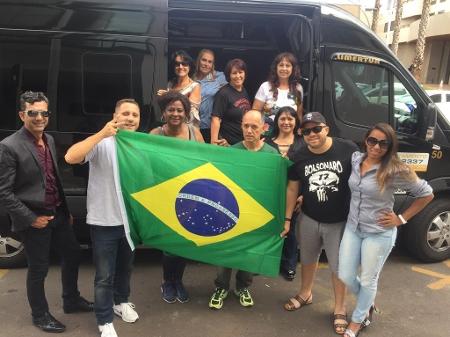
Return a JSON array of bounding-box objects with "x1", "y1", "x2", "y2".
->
[{"x1": 308, "y1": 170, "x2": 340, "y2": 202}]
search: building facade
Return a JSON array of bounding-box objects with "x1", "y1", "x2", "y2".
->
[{"x1": 380, "y1": 0, "x2": 450, "y2": 85}]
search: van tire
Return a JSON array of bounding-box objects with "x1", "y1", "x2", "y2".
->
[
  {"x1": 405, "y1": 198, "x2": 450, "y2": 262},
  {"x1": 0, "y1": 233, "x2": 27, "y2": 268}
]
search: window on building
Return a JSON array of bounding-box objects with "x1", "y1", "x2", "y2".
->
[{"x1": 430, "y1": 94, "x2": 442, "y2": 103}]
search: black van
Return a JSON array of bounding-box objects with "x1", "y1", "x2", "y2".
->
[{"x1": 1, "y1": 0, "x2": 449, "y2": 267}]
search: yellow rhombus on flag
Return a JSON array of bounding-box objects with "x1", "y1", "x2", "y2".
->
[{"x1": 131, "y1": 163, "x2": 274, "y2": 246}]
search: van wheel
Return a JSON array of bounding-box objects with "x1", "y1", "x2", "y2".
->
[
  {"x1": 405, "y1": 198, "x2": 450, "y2": 262},
  {"x1": 0, "y1": 232, "x2": 27, "y2": 268}
]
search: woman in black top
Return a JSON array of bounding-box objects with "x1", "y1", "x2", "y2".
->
[
  {"x1": 210, "y1": 58, "x2": 251, "y2": 146},
  {"x1": 266, "y1": 106, "x2": 303, "y2": 280}
]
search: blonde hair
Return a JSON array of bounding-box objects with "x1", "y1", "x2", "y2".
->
[
  {"x1": 195, "y1": 49, "x2": 216, "y2": 79},
  {"x1": 363, "y1": 123, "x2": 417, "y2": 191}
]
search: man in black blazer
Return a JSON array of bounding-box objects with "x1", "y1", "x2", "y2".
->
[{"x1": 0, "y1": 91, "x2": 93, "y2": 333}]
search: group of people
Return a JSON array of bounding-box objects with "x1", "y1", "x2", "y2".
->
[{"x1": 0, "y1": 48, "x2": 434, "y2": 337}]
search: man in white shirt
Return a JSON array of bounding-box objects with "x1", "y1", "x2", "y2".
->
[{"x1": 65, "y1": 99, "x2": 141, "y2": 337}]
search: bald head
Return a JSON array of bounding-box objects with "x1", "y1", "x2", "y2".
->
[{"x1": 242, "y1": 109, "x2": 264, "y2": 144}]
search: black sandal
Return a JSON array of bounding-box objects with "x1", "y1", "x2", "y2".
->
[{"x1": 361, "y1": 304, "x2": 377, "y2": 329}]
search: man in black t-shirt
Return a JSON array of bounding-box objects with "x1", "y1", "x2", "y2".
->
[{"x1": 283, "y1": 112, "x2": 358, "y2": 335}]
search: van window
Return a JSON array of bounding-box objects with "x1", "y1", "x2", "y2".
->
[
  {"x1": 0, "y1": 36, "x2": 50, "y2": 130},
  {"x1": 332, "y1": 60, "x2": 419, "y2": 134},
  {"x1": 56, "y1": 39, "x2": 154, "y2": 132},
  {"x1": 82, "y1": 53, "x2": 133, "y2": 115},
  {"x1": 393, "y1": 76, "x2": 418, "y2": 134},
  {"x1": 333, "y1": 61, "x2": 389, "y2": 126}
]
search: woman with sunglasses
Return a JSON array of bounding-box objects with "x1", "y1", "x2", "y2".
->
[
  {"x1": 150, "y1": 91, "x2": 204, "y2": 304},
  {"x1": 338, "y1": 123, "x2": 433, "y2": 337},
  {"x1": 193, "y1": 49, "x2": 227, "y2": 143},
  {"x1": 265, "y1": 106, "x2": 303, "y2": 280},
  {"x1": 157, "y1": 50, "x2": 201, "y2": 126},
  {"x1": 252, "y1": 52, "x2": 303, "y2": 135},
  {"x1": 210, "y1": 58, "x2": 251, "y2": 146}
]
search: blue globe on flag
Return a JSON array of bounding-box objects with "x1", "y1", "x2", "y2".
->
[{"x1": 175, "y1": 179, "x2": 240, "y2": 236}]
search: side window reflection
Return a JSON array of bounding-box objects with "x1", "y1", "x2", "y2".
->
[
  {"x1": 393, "y1": 76, "x2": 418, "y2": 134},
  {"x1": 333, "y1": 61, "x2": 389, "y2": 126}
]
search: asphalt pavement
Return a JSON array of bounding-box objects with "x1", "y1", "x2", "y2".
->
[{"x1": 0, "y1": 249, "x2": 449, "y2": 337}]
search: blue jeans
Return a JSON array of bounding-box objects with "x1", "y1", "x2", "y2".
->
[
  {"x1": 90, "y1": 225, "x2": 134, "y2": 325},
  {"x1": 338, "y1": 227, "x2": 397, "y2": 323}
]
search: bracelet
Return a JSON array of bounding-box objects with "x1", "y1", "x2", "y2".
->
[
  {"x1": 284, "y1": 217, "x2": 291, "y2": 221},
  {"x1": 398, "y1": 214, "x2": 407, "y2": 225}
]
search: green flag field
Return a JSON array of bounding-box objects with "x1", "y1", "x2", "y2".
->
[{"x1": 116, "y1": 131, "x2": 289, "y2": 277}]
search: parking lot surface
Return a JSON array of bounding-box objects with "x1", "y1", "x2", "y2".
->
[{"x1": 0, "y1": 249, "x2": 449, "y2": 337}]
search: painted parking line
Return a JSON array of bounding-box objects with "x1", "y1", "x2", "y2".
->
[
  {"x1": 0, "y1": 269, "x2": 8, "y2": 279},
  {"x1": 411, "y1": 259, "x2": 450, "y2": 290}
]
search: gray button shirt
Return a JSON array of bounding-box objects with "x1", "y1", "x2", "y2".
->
[{"x1": 346, "y1": 151, "x2": 433, "y2": 233}]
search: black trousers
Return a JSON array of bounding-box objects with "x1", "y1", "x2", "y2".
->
[{"x1": 19, "y1": 207, "x2": 81, "y2": 318}]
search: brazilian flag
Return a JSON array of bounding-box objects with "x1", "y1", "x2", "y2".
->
[{"x1": 116, "y1": 131, "x2": 289, "y2": 277}]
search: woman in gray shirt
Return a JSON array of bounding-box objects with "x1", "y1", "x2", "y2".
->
[{"x1": 338, "y1": 123, "x2": 433, "y2": 337}]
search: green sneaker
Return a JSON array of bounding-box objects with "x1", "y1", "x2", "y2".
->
[
  {"x1": 209, "y1": 288, "x2": 228, "y2": 309},
  {"x1": 234, "y1": 288, "x2": 254, "y2": 307}
]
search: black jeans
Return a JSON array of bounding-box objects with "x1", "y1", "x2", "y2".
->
[
  {"x1": 281, "y1": 213, "x2": 299, "y2": 272},
  {"x1": 20, "y1": 207, "x2": 81, "y2": 318},
  {"x1": 162, "y1": 252, "x2": 186, "y2": 283},
  {"x1": 90, "y1": 225, "x2": 134, "y2": 325}
]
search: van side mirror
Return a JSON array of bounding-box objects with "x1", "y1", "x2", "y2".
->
[{"x1": 421, "y1": 103, "x2": 438, "y2": 142}]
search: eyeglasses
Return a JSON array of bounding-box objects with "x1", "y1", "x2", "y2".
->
[
  {"x1": 366, "y1": 136, "x2": 390, "y2": 149},
  {"x1": 301, "y1": 125, "x2": 324, "y2": 136},
  {"x1": 165, "y1": 108, "x2": 185, "y2": 113},
  {"x1": 174, "y1": 61, "x2": 189, "y2": 67},
  {"x1": 25, "y1": 110, "x2": 51, "y2": 117}
]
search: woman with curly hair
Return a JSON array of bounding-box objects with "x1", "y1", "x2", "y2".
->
[{"x1": 252, "y1": 52, "x2": 303, "y2": 134}]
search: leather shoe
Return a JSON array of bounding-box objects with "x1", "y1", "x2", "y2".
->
[
  {"x1": 63, "y1": 296, "x2": 94, "y2": 313},
  {"x1": 33, "y1": 312, "x2": 66, "y2": 333}
]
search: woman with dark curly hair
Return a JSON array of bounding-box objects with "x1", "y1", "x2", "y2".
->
[
  {"x1": 150, "y1": 91, "x2": 204, "y2": 304},
  {"x1": 157, "y1": 50, "x2": 201, "y2": 127},
  {"x1": 252, "y1": 52, "x2": 303, "y2": 134}
]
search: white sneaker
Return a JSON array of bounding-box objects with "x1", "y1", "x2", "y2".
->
[
  {"x1": 113, "y1": 302, "x2": 139, "y2": 323},
  {"x1": 98, "y1": 323, "x2": 118, "y2": 337}
]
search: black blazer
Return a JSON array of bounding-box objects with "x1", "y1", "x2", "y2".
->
[{"x1": 0, "y1": 127, "x2": 69, "y2": 232}]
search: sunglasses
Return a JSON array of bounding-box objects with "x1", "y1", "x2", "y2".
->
[
  {"x1": 25, "y1": 110, "x2": 51, "y2": 117},
  {"x1": 366, "y1": 136, "x2": 390, "y2": 149},
  {"x1": 174, "y1": 61, "x2": 189, "y2": 67},
  {"x1": 301, "y1": 125, "x2": 324, "y2": 136}
]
